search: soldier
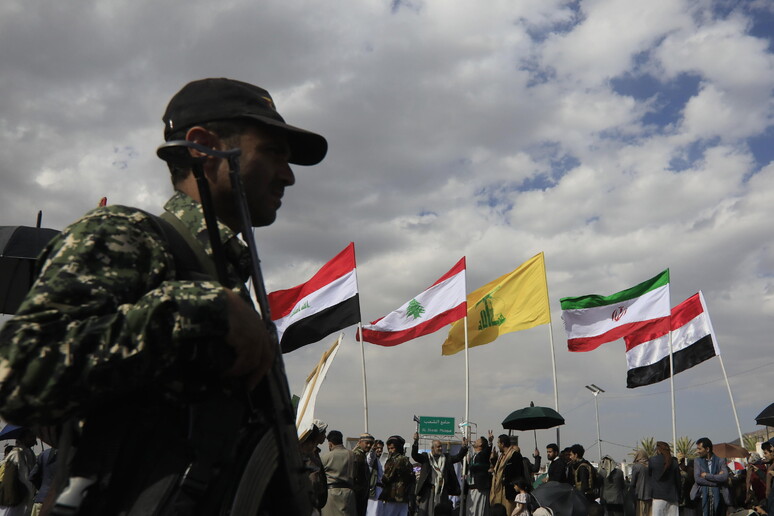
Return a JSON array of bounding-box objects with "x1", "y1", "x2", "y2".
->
[
  {"x1": 323, "y1": 430, "x2": 357, "y2": 516},
  {"x1": 366, "y1": 439, "x2": 384, "y2": 516},
  {"x1": 379, "y1": 435, "x2": 414, "y2": 516},
  {"x1": 0, "y1": 78, "x2": 327, "y2": 514},
  {"x1": 353, "y1": 433, "x2": 375, "y2": 516}
]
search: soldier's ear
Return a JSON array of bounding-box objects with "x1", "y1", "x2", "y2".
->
[{"x1": 185, "y1": 126, "x2": 221, "y2": 158}]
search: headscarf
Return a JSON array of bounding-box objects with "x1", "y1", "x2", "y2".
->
[
  {"x1": 633, "y1": 450, "x2": 649, "y2": 465},
  {"x1": 313, "y1": 419, "x2": 328, "y2": 434},
  {"x1": 601, "y1": 455, "x2": 617, "y2": 478},
  {"x1": 656, "y1": 441, "x2": 672, "y2": 477},
  {"x1": 386, "y1": 435, "x2": 406, "y2": 454},
  {"x1": 427, "y1": 451, "x2": 446, "y2": 497}
]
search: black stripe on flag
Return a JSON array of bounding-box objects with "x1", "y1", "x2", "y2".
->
[
  {"x1": 280, "y1": 295, "x2": 361, "y2": 353},
  {"x1": 627, "y1": 335, "x2": 717, "y2": 388}
]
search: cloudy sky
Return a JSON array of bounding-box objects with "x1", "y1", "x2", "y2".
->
[{"x1": 1, "y1": 0, "x2": 773, "y2": 461}]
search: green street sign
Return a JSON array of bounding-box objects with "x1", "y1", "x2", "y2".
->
[{"x1": 418, "y1": 416, "x2": 455, "y2": 436}]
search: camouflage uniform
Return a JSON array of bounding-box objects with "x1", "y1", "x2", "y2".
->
[
  {"x1": 352, "y1": 445, "x2": 370, "y2": 516},
  {"x1": 379, "y1": 452, "x2": 413, "y2": 504},
  {"x1": 0, "y1": 190, "x2": 251, "y2": 425}
]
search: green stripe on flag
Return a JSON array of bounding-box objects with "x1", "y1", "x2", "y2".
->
[{"x1": 560, "y1": 269, "x2": 670, "y2": 310}]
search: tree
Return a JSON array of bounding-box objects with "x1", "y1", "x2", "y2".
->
[
  {"x1": 631, "y1": 437, "x2": 657, "y2": 458},
  {"x1": 675, "y1": 436, "x2": 696, "y2": 459},
  {"x1": 743, "y1": 434, "x2": 760, "y2": 452}
]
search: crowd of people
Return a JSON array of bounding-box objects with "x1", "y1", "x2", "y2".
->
[
  {"x1": 0, "y1": 75, "x2": 769, "y2": 516},
  {"x1": 297, "y1": 422, "x2": 774, "y2": 516},
  {"x1": 0, "y1": 429, "x2": 57, "y2": 516}
]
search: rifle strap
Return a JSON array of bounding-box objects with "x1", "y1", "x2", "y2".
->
[{"x1": 157, "y1": 211, "x2": 219, "y2": 281}]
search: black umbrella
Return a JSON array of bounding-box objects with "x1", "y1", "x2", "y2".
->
[
  {"x1": 503, "y1": 402, "x2": 565, "y2": 451},
  {"x1": 502, "y1": 404, "x2": 565, "y2": 431},
  {"x1": 0, "y1": 225, "x2": 60, "y2": 314},
  {"x1": 531, "y1": 481, "x2": 590, "y2": 516},
  {"x1": 756, "y1": 403, "x2": 774, "y2": 427},
  {"x1": 0, "y1": 424, "x2": 27, "y2": 441}
]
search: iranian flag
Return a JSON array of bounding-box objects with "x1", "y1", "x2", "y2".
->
[
  {"x1": 624, "y1": 291, "x2": 719, "y2": 388},
  {"x1": 561, "y1": 269, "x2": 670, "y2": 352},
  {"x1": 269, "y1": 243, "x2": 361, "y2": 353},
  {"x1": 359, "y1": 258, "x2": 467, "y2": 347}
]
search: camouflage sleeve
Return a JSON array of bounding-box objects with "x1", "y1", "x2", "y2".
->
[{"x1": 0, "y1": 206, "x2": 231, "y2": 424}]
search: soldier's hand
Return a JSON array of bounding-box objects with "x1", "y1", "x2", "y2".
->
[{"x1": 223, "y1": 288, "x2": 275, "y2": 389}]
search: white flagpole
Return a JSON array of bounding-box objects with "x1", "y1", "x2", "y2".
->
[
  {"x1": 358, "y1": 321, "x2": 369, "y2": 432},
  {"x1": 548, "y1": 323, "x2": 559, "y2": 446},
  {"x1": 461, "y1": 314, "x2": 470, "y2": 515},
  {"x1": 464, "y1": 323, "x2": 470, "y2": 431},
  {"x1": 541, "y1": 253, "x2": 560, "y2": 446},
  {"x1": 668, "y1": 331, "x2": 677, "y2": 451},
  {"x1": 459, "y1": 261, "x2": 470, "y2": 516},
  {"x1": 718, "y1": 354, "x2": 744, "y2": 445},
  {"x1": 352, "y1": 246, "x2": 368, "y2": 433},
  {"x1": 700, "y1": 291, "x2": 743, "y2": 445}
]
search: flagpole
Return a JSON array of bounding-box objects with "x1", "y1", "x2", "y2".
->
[
  {"x1": 461, "y1": 314, "x2": 470, "y2": 515},
  {"x1": 357, "y1": 322, "x2": 369, "y2": 432},
  {"x1": 541, "y1": 252, "x2": 560, "y2": 446},
  {"x1": 668, "y1": 330, "x2": 676, "y2": 451},
  {"x1": 464, "y1": 319, "x2": 470, "y2": 431},
  {"x1": 717, "y1": 354, "x2": 744, "y2": 445},
  {"x1": 700, "y1": 292, "x2": 743, "y2": 445}
]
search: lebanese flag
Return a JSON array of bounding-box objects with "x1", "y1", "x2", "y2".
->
[
  {"x1": 561, "y1": 270, "x2": 670, "y2": 352},
  {"x1": 624, "y1": 291, "x2": 719, "y2": 388},
  {"x1": 359, "y1": 258, "x2": 467, "y2": 347},
  {"x1": 269, "y1": 243, "x2": 361, "y2": 353}
]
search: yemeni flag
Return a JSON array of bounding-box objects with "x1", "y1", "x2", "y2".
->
[
  {"x1": 561, "y1": 269, "x2": 670, "y2": 352},
  {"x1": 269, "y1": 243, "x2": 360, "y2": 353},
  {"x1": 624, "y1": 291, "x2": 719, "y2": 388},
  {"x1": 359, "y1": 258, "x2": 466, "y2": 346}
]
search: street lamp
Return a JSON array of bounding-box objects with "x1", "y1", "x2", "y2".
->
[{"x1": 585, "y1": 384, "x2": 605, "y2": 465}]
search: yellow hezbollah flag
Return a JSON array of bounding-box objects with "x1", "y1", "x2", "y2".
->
[{"x1": 442, "y1": 252, "x2": 550, "y2": 355}]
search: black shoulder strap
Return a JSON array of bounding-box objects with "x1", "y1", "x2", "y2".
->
[{"x1": 143, "y1": 210, "x2": 216, "y2": 281}]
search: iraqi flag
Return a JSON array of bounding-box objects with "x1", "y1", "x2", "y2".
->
[
  {"x1": 561, "y1": 270, "x2": 670, "y2": 352},
  {"x1": 624, "y1": 291, "x2": 719, "y2": 388},
  {"x1": 358, "y1": 258, "x2": 466, "y2": 347},
  {"x1": 269, "y1": 243, "x2": 361, "y2": 353}
]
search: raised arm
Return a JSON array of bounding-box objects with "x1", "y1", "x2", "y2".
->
[{"x1": 412, "y1": 433, "x2": 427, "y2": 464}]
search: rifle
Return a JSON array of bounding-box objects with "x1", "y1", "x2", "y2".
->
[{"x1": 156, "y1": 140, "x2": 312, "y2": 515}]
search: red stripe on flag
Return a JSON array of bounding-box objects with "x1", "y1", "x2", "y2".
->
[
  {"x1": 268, "y1": 243, "x2": 356, "y2": 319},
  {"x1": 623, "y1": 293, "x2": 704, "y2": 352},
  {"x1": 569, "y1": 318, "x2": 668, "y2": 352},
  {"x1": 359, "y1": 304, "x2": 467, "y2": 347},
  {"x1": 431, "y1": 257, "x2": 466, "y2": 287},
  {"x1": 670, "y1": 293, "x2": 703, "y2": 328}
]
